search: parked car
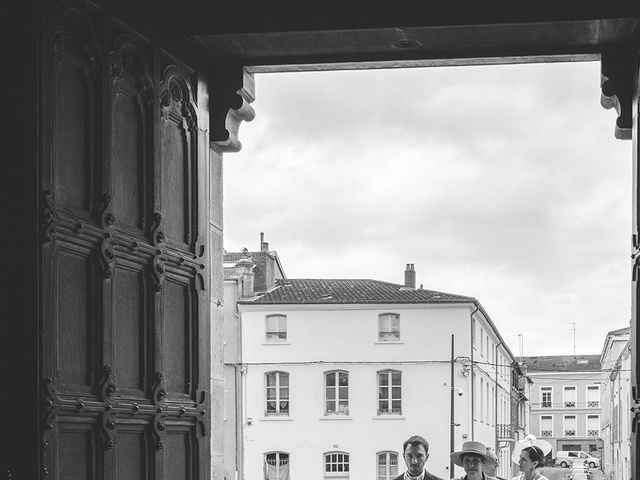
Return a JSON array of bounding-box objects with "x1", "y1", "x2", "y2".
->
[{"x1": 554, "y1": 450, "x2": 600, "y2": 468}]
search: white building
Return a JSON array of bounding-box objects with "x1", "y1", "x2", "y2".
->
[
  {"x1": 600, "y1": 326, "x2": 631, "y2": 480},
  {"x1": 226, "y1": 252, "x2": 527, "y2": 480},
  {"x1": 223, "y1": 238, "x2": 287, "y2": 480},
  {"x1": 522, "y1": 355, "x2": 604, "y2": 466}
]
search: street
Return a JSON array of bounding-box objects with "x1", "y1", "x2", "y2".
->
[{"x1": 540, "y1": 467, "x2": 606, "y2": 480}]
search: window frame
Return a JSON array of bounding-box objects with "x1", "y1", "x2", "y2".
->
[
  {"x1": 563, "y1": 414, "x2": 577, "y2": 437},
  {"x1": 540, "y1": 386, "x2": 553, "y2": 408},
  {"x1": 325, "y1": 370, "x2": 349, "y2": 415},
  {"x1": 563, "y1": 385, "x2": 577, "y2": 408},
  {"x1": 265, "y1": 314, "x2": 288, "y2": 343},
  {"x1": 378, "y1": 313, "x2": 401, "y2": 341},
  {"x1": 586, "y1": 384, "x2": 600, "y2": 408},
  {"x1": 377, "y1": 369, "x2": 402, "y2": 415},
  {"x1": 324, "y1": 451, "x2": 350, "y2": 477},
  {"x1": 264, "y1": 451, "x2": 290, "y2": 480},
  {"x1": 586, "y1": 414, "x2": 600, "y2": 437},
  {"x1": 265, "y1": 371, "x2": 290, "y2": 416},
  {"x1": 376, "y1": 451, "x2": 399, "y2": 480},
  {"x1": 540, "y1": 414, "x2": 553, "y2": 437}
]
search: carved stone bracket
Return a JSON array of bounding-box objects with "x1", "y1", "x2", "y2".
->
[
  {"x1": 210, "y1": 65, "x2": 256, "y2": 152},
  {"x1": 42, "y1": 191, "x2": 59, "y2": 243},
  {"x1": 600, "y1": 45, "x2": 636, "y2": 140}
]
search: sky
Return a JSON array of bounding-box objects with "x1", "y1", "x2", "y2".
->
[{"x1": 222, "y1": 60, "x2": 632, "y2": 358}]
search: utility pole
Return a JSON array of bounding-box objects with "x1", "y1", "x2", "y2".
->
[{"x1": 450, "y1": 334, "x2": 455, "y2": 478}]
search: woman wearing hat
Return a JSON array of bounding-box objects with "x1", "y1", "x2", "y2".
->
[
  {"x1": 450, "y1": 441, "x2": 498, "y2": 480},
  {"x1": 510, "y1": 435, "x2": 552, "y2": 480}
]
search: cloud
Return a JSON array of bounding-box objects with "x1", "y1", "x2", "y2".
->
[{"x1": 224, "y1": 60, "x2": 631, "y2": 356}]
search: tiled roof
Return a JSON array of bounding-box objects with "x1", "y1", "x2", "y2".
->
[
  {"x1": 238, "y1": 278, "x2": 475, "y2": 305},
  {"x1": 521, "y1": 355, "x2": 601, "y2": 372}
]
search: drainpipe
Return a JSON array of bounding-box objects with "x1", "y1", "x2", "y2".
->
[
  {"x1": 470, "y1": 303, "x2": 479, "y2": 440},
  {"x1": 494, "y1": 340, "x2": 503, "y2": 459}
]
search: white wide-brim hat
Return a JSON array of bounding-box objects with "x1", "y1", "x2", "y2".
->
[
  {"x1": 451, "y1": 441, "x2": 495, "y2": 467},
  {"x1": 511, "y1": 435, "x2": 552, "y2": 464}
]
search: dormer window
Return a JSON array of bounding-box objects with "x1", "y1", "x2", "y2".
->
[
  {"x1": 266, "y1": 314, "x2": 287, "y2": 342},
  {"x1": 378, "y1": 313, "x2": 400, "y2": 341}
]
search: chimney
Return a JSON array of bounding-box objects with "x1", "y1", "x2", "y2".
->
[
  {"x1": 260, "y1": 232, "x2": 269, "y2": 253},
  {"x1": 235, "y1": 248, "x2": 255, "y2": 297},
  {"x1": 404, "y1": 263, "x2": 416, "y2": 289}
]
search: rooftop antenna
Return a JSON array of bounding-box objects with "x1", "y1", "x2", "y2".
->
[{"x1": 565, "y1": 321, "x2": 576, "y2": 356}]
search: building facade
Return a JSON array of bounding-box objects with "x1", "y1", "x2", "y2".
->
[
  {"x1": 600, "y1": 326, "x2": 632, "y2": 480},
  {"x1": 522, "y1": 355, "x2": 604, "y2": 465},
  {"x1": 223, "y1": 236, "x2": 287, "y2": 480},
  {"x1": 226, "y1": 257, "x2": 528, "y2": 480}
]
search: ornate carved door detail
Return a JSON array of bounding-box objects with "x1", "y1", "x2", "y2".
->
[{"x1": 40, "y1": 1, "x2": 211, "y2": 478}]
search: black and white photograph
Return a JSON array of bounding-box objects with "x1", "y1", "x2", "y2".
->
[{"x1": 6, "y1": 3, "x2": 640, "y2": 480}]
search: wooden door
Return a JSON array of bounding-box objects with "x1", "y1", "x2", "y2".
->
[{"x1": 39, "y1": 1, "x2": 212, "y2": 478}]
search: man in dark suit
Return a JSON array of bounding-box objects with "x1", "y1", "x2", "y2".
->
[{"x1": 394, "y1": 435, "x2": 445, "y2": 480}]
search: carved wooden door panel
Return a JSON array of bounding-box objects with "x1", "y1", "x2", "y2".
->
[{"x1": 40, "y1": 1, "x2": 211, "y2": 478}]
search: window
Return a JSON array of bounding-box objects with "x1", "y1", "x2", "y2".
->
[
  {"x1": 587, "y1": 414, "x2": 600, "y2": 436},
  {"x1": 587, "y1": 385, "x2": 600, "y2": 408},
  {"x1": 378, "y1": 313, "x2": 400, "y2": 341},
  {"x1": 325, "y1": 370, "x2": 349, "y2": 414},
  {"x1": 265, "y1": 452, "x2": 289, "y2": 480},
  {"x1": 564, "y1": 386, "x2": 576, "y2": 408},
  {"x1": 564, "y1": 415, "x2": 577, "y2": 436},
  {"x1": 540, "y1": 415, "x2": 553, "y2": 437},
  {"x1": 265, "y1": 371, "x2": 289, "y2": 415},
  {"x1": 480, "y1": 378, "x2": 485, "y2": 422},
  {"x1": 541, "y1": 387, "x2": 552, "y2": 408},
  {"x1": 324, "y1": 451, "x2": 349, "y2": 478},
  {"x1": 377, "y1": 451, "x2": 399, "y2": 480},
  {"x1": 265, "y1": 314, "x2": 287, "y2": 342},
  {"x1": 378, "y1": 370, "x2": 402, "y2": 414}
]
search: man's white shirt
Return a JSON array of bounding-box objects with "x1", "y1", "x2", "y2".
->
[{"x1": 404, "y1": 469, "x2": 426, "y2": 480}]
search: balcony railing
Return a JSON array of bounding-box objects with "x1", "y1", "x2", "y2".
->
[
  {"x1": 496, "y1": 423, "x2": 514, "y2": 439},
  {"x1": 587, "y1": 401, "x2": 599, "y2": 408},
  {"x1": 540, "y1": 430, "x2": 552, "y2": 437},
  {"x1": 565, "y1": 430, "x2": 576, "y2": 436},
  {"x1": 564, "y1": 401, "x2": 576, "y2": 408},
  {"x1": 588, "y1": 430, "x2": 599, "y2": 437}
]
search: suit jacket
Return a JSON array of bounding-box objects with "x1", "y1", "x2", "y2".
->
[{"x1": 393, "y1": 470, "x2": 445, "y2": 480}]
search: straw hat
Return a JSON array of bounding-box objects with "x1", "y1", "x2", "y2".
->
[
  {"x1": 450, "y1": 441, "x2": 495, "y2": 467},
  {"x1": 485, "y1": 447, "x2": 498, "y2": 463},
  {"x1": 511, "y1": 434, "x2": 552, "y2": 464}
]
